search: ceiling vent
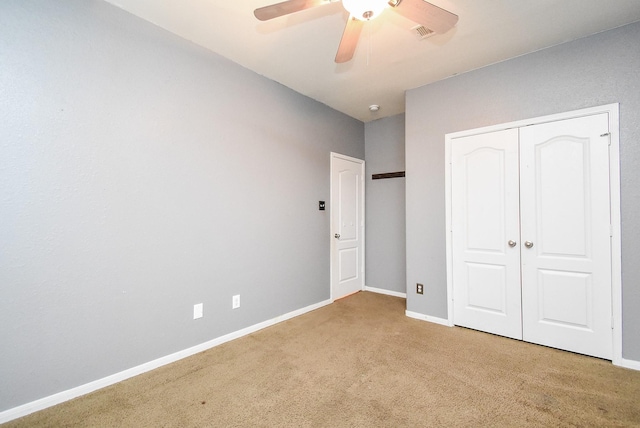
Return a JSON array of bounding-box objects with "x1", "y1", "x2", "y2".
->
[{"x1": 411, "y1": 25, "x2": 435, "y2": 40}]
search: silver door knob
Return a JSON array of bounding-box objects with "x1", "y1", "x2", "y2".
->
[
  {"x1": 508, "y1": 240, "x2": 517, "y2": 247},
  {"x1": 524, "y1": 241, "x2": 534, "y2": 248},
  {"x1": 334, "y1": 233, "x2": 341, "y2": 239}
]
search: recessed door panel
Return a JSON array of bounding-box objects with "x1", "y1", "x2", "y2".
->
[
  {"x1": 536, "y1": 138, "x2": 589, "y2": 257},
  {"x1": 452, "y1": 129, "x2": 522, "y2": 340},
  {"x1": 520, "y1": 113, "x2": 612, "y2": 359},
  {"x1": 464, "y1": 149, "x2": 507, "y2": 252},
  {"x1": 339, "y1": 248, "x2": 358, "y2": 282},
  {"x1": 537, "y1": 269, "x2": 592, "y2": 329},
  {"x1": 466, "y1": 262, "x2": 507, "y2": 314},
  {"x1": 339, "y1": 170, "x2": 358, "y2": 241}
]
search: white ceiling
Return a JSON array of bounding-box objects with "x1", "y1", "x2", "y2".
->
[{"x1": 105, "y1": 0, "x2": 640, "y2": 122}]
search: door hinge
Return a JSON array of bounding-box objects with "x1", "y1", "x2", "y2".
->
[{"x1": 610, "y1": 224, "x2": 614, "y2": 237}]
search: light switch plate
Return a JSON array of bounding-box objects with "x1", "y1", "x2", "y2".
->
[
  {"x1": 194, "y1": 303, "x2": 203, "y2": 319},
  {"x1": 232, "y1": 295, "x2": 240, "y2": 309}
]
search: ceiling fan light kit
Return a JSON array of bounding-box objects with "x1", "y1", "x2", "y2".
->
[
  {"x1": 342, "y1": 0, "x2": 388, "y2": 21},
  {"x1": 254, "y1": 0, "x2": 458, "y2": 63}
]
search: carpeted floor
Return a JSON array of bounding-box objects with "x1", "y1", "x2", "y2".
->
[{"x1": 4, "y1": 291, "x2": 640, "y2": 427}]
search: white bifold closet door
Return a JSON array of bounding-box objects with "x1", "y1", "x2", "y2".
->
[
  {"x1": 452, "y1": 113, "x2": 613, "y2": 360},
  {"x1": 451, "y1": 128, "x2": 523, "y2": 340}
]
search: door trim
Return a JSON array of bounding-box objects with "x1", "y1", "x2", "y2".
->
[
  {"x1": 330, "y1": 152, "x2": 365, "y2": 301},
  {"x1": 445, "y1": 103, "x2": 622, "y2": 365}
]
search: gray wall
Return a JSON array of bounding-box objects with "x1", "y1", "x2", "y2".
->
[
  {"x1": 405, "y1": 22, "x2": 640, "y2": 361},
  {"x1": 364, "y1": 114, "x2": 406, "y2": 294},
  {"x1": 0, "y1": 0, "x2": 364, "y2": 411}
]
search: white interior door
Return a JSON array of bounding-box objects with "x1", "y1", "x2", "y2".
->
[
  {"x1": 330, "y1": 153, "x2": 364, "y2": 300},
  {"x1": 519, "y1": 114, "x2": 613, "y2": 359},
  {"x1": 451, "y1": 129, "x2": 523, "y2": 340}
]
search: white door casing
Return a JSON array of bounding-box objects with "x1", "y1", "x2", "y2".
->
[
  {"x1": 519, "y1": 114, "x2": 612, "y2": 359},
  {"x1": 451, "y1": 129, "x2": 523, "y2": 340},
  {"x1": 330, "y1": 153, "x2": 365, "y2": 300},
  {"x1": 445, "y1": 104, "x2": 621, "y2": 363}
]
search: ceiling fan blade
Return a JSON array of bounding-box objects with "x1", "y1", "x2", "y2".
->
[
  {"x1": 254, "y1": 0, "x2": 329, "y2": 21},
  {"x1": 335, "y1": 16, "x2": 364, "y2": 63},
  {"x1": 389, "y1": 0, "x2": 458, "y2": 34}
]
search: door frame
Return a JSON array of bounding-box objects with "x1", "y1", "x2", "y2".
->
[
  {"x1": 330, "y1": 152, "x2": 365, "y2": 301},
  {"x1": 444, "y1": 103, "x2": 622, "y2": 365}
]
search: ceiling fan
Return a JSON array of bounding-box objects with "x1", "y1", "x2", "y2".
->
[{"x1": 254, "y1": 0, "x2": 458, "y2": 63}]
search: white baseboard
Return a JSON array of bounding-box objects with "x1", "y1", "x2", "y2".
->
[
  {"x1": 403, "y1": 312, "x2": 640, "y2": 372},
  {"x1": 405, "y1": 310, "x2": 452, "y2": 327},
  {"x1": 364, "y1": 286, "x2": 406, "y2": 299},
  {"x1": 618, "y1": 357, "x2": 640, "y2": 371},
  {"x1": 0, "y1": 298, "x2": 332, "y2": 424}
]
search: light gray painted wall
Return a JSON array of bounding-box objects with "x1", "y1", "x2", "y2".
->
[
  {"x1": 364, "y1": 114, "x2": 406, "y2": 294},
  {"x1": 405, "y1": 22, "x2": 640, "y2": 361},
  {"x1": 0, "y1": 0, "x2": 364, "y2": 411}
]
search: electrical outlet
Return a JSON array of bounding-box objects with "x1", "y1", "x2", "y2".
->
[
  {"x1": 193, "y1": 303, "x2": 203, "y2": 319},
  {"x1": 416, "y1": 283, "x2": 424, "y2": 295},
  {"x1": 232, "y1": 295, "x2": 240, "y2": 309}
]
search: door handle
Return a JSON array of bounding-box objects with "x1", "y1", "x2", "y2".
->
[
  {"x1": 508, "y1": 240, "x2": 517, "y2": 247},
  {"x1": 334, "y1": 233, "x2": 341, "y2": 239},
  {"x1": 524, "y1": 241, "x2": 534, "y2": 248}
]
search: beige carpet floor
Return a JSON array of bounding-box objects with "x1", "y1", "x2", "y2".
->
[{"x1": 4, "y1": 291, "x2": 640, "y2": 427}]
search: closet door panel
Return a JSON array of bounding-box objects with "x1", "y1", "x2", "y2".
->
[
  {"x1": 451, "y1": 129, "x2": 522, "y2": 340},
  {"x1": 519, "y1": 113, "x2": 612, "y2": 359}
]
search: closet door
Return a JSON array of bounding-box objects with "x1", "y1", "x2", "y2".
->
[
  {"x1": 451, "y1": 129, "x2": 522, "y2": 340},
  {"x1": 519, "y1": 114, "x2": 612, "y2": 359}
]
